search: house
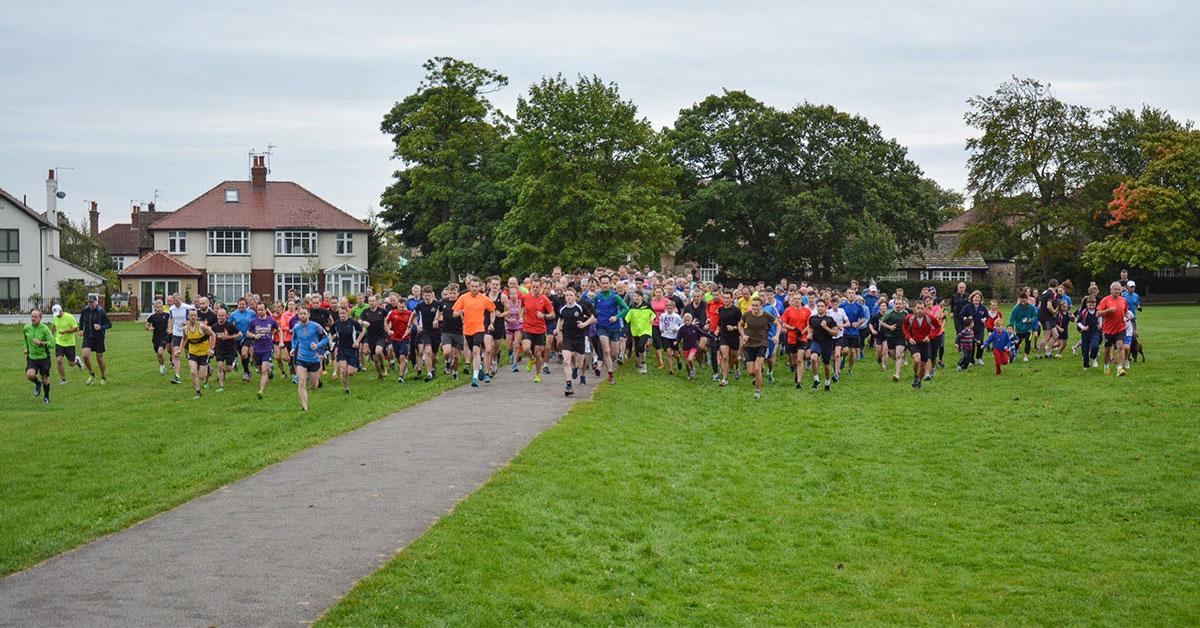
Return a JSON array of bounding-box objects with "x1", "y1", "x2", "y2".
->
[
  {"x1": 95, "y1": 201, "x2": 172, "y2": 270},
  {"x1": 0, "y1": 170, "x2": 107, "y2": 314},
  {"x1": 119, "y1": 155, "x2": 370, "y2": 312},
  {"x1": 893, "y1": 207, "x2": 1017, "y2": 289}
]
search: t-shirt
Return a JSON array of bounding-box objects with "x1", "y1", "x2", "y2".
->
[
  {"x1": 228, "y1": 307, "x2": 256, "y2": 337},
  {"x1": 741, "y1": 311, "x2": 774, "y2": 348},
  {"x1": 360, "y1": 307, "x2": 388, "y2": 339},
  {"x1": 1098, "y1": 295, "x2": 1129, "y2": 335},
  {"x1": 452, "y1": 292, "x2": 496, "y2": 336},
  {"x1": 195, "y1": 308, "x2": 218, "y2": 327},
  {"x1": 170, "y1": 303, "x2": 196, "y2": 337},
  {"x1": 827, "y1": 308, "x2": 849, "y2": 339},
  {"x1": 51, "y1": 312, "x2": 79, "y2": 347},
  {"x1": 438, "y1": 299, "x2": 464, "y2": 335},
  {"x1": 1123, "y1": 291, "x2": 1141, "y2": 319},
  {"x1": 841, "y1": 302, "x2": 865, "y2": 337},
  {"x1": 213, "y1": 321, "x2": 241, "y2": 355},
  {"x1": 519, "y1": 292, "x2": 553, "y2": 334},
  {"x1": 717, "y1": 305, "x2": 742, "y2": 337},
  {"x1": 333, "y1": 319, "x2": 362, "y2": 352},
  {"x1": 249, "y1": 315, "x2": 280, "y2": 354},
  {"x1": 624, "y1": 305, "x2": 655, "y2": 337},
  {"x1": 659, "y1": 312, "x2": 684, "y2": 339},
  {"x1": 780, "y1": 306, "x2": 811, "y2": 344},
  {"x1": 414, "y1": 301, "x2": 439, "y2": 333},
  {"x1": 291, "y1": 321, "x2": 329, "y2": 363},
  {"x1": 146, "y1": 311, "x2": 171, "y2": 342},
  {"x1": 386, "y1": 309, "x2": 412, "y2": 341},
  {"x1": 557, "y1": 301, "x2": 593, "y2": 340},
  {"x1": 351, "y1": 302, "x2": 369, "y2": 319},
  {"x1": 809, "y1": 315, "x2": 836, "y2": 346},
  {"x1": 23, "y1": 323, "x2": 53, "y2": 360},
  {"x1": 309, "y1": 306, "x2": 333, "y2": 330},
  {"x1": 1038, "y1": 289, "x2": 1059, "y2": 320}
]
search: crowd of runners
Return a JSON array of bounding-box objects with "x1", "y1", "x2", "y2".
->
[{"x1": 20, "y1": 266, "x2": 1145, "y2": 407}]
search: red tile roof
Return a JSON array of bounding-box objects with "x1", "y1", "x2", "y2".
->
[
  {"x1": 149, "y1": 180, "x2": 368, "y2": 231},
  {"x1": 118, "y1": 251, "x2": 202, "y2": 277},
  {"x1": 98, "y1": 224, "x2": 139, "y2": 255}
]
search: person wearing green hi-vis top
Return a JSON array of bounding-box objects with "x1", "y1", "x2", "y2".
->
[
  {"x1": 624, "y1": 291, "x2": 655, "y2": 375},
  {"x1": 22, "y1": 309, "x2": 55, "y2": 403}
]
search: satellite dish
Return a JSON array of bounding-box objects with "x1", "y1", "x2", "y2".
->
[{"x1": 56, "y1": 191, "x2": 66, "y2": 199}]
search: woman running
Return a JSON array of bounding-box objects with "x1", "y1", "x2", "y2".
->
[
  {"x1": 183, "y1": 309, "x2": 216, "y2": 400},
  {"x1": 503, "y1": 278, "x2": 524, "y2": 371}
]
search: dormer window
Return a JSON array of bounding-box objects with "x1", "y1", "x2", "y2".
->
[{"x1": 225, "y1": 189, "x2": 239, "y2": 203}]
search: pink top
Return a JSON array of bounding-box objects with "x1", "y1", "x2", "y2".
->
[
  {"x1": 650, "y1": 297, "x2": 668, "y2": 326},
  {"x1": 503, "y1": 292, "x2": 523, "y2": 331}
]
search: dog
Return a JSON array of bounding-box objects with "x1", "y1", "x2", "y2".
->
[{"x1": 1129, "y1": 335, "x2": 1146, "y2": 362}]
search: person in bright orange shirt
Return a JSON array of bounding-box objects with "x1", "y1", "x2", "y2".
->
[{"x1": 453, "y1": 278, "x2": 497, "y2": 387}]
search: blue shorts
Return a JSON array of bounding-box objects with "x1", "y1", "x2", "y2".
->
[
  {"x1": 596, "y1": 326, "x2": 623, "y2": 342},
  {"x1": 391, "y1": 339, "x2": 411, "y2": 357},
  {"x1": 253, "y1": 350, "x2": 273, "y2": 366},
  {"x1": 338, "y1": 350, "x2": 361, "y2": 370}
]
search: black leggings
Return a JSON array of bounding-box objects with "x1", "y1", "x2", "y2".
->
[
  {"x1": 634, "y1": 335, "x2": 649, "y2": 357},
  {"x1": 1016, "y1": 332, "x2": 1032, "y2": 355}
]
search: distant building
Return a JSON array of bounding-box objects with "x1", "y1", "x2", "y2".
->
[
  {"x1": 96, "y1": 201, "x2": 172, "y2": 270},
  {"x1": 893, "y1": 207, "x2": 1017, "y2": 290},
  {"x1": 119, "y1": 155, "x2": 370, "y2": 312},
  {"x1": 0, "y1": 170, "x2": 106, "y2": 312}
]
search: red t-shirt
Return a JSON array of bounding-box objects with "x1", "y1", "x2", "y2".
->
[
  {"x1": 1098, "y1": 295, "x2": 1128, "y2": 335},
  {"x1": 706, "y1": 298, "x2": 723, "y2": 333},
  {"x1": 779, "y1": 306, "x2": 811, "y2": 344},
  {"x1": 386, "y1": 309, "x2": 412, "y2": 341},
  {"x1": 903, "y1": 313, "x2": 941, "y2": 343},
  {"x1": 519, "y1": 292, "x2": 553, "y2": 334}
]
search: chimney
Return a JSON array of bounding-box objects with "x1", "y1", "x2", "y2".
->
[
  {"x1": 89, "y1": 201, "x2": 99, "y2": 238},
  {"x1": 45, "y1": 169, "x2": 60, "y2": 256},
  {"x1": 131, "y1": 203, "x2": 141, "y2": 233},
  {"x1": 251, "y1": 155, "x2": 267, "y2": 189},
  {"x1": 147, "y1": 201, "x2": 156, "y2": 213}
]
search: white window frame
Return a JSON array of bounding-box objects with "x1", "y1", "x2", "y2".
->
[
  {"x1": 335, "y1": 232, "x2": 355, "y2": 256},
  {"x1": 919, "y1": 270, "x2": 930, "y2": 280},
  {"x1": 932, "y1": 270, "x2": 971, "y2": 282},
  {"x1": 275, "y1": 230, "x2": 318, "y2": 256},
  {"x1": 875, "y1": 271, "x2": 907, "y2": 282},
  {"x1": 275, "y1": 273, "x2": 315, "y2": 302},
  {"x1": 110, "y1": 256, "x2": 125, "y2": 270},
  {"x1": 168, "y1": 231, "x2": 187, "y2": 254},
  {"x1": 328, "y1": 272, "x2": 366, "y2": 297},
  {"x1": 224, "y1": 189, "x2": 239, "y2": 203},
  {"x1": 207, "y1": 273, "x2": 250, "y2": 305},
  {"x1": 207, "y1": 229, "x2": 249, "y2": 256}
]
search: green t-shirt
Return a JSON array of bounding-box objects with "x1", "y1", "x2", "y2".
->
[
  {"x1": 351, "y1": 303, "x2": 369, "y2": 319},
  {"x1": 624, "y1": 306, "x2": 655, "y2": 338},
  {"x1": 51, "y1": 312, "x2": 79, "y2": 347},
  {"x1": 23, "y1": 323, "x2": 54, "y2": 360}
]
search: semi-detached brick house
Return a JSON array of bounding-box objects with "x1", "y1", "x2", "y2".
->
[{"x1": 123, "y1": 156, "x2": 370, "y2": 311}]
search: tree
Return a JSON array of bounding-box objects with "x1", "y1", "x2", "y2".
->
[
  {"x1": 379, "y1": 57, "x2": 513, "y2": 284},
  {"x1": 60, "y1": 215, "x2": 111, "y2": 274},
  {"x1": 1083, "y1": 130, "x2": 1200, "y2": 273},
  {"x1": 962, "y1": 76, "x2": 1101, "y2": 281},
  {"x1": 668, "y1": 91, "x2": 954, "y2": 281},
  {"x1": 366, "y1": 209, "x2": 405, "y2": 289},
  {"x1": 495, "y1": 74, "x2": 679, "y2": 274},
  {"x1": 841, "y1": 215, "x2": 898, "y2": 280}
]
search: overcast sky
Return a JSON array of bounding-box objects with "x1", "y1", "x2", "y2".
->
[{"x1": 2, "y1": 1, "x2": 1196, "y2": 230}]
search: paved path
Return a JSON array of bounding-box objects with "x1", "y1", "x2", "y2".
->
[{"x1": 0, "y1": 367, "x2": 594, "y2": 627}]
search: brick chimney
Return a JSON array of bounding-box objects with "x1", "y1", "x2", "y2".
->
[
  {"x1": 89, "y1": 201, "x2": 99, "y2": 238},
  {"x1": 131, "y1": 203, "x2": 141, "y2": 232},
  {"x1": 251, "y1": 155, "x2": 267, "y2": 189}
]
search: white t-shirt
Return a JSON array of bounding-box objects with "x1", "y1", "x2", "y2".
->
[
  {"x1": 169, "y1": 303, "x2": 195, "y2": 337},
  {"x1": 828, "y1": 308, "x2": 849, "y2": 339},
  {"x1": 659, "y1": 312, "x2": 684, "y2": 339}
]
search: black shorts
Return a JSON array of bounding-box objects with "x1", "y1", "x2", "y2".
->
[
  {"x1": 1103, "y1": 332, "x2": 1123, "y2": 348},
  {"x1": 834, "y1": 336, "x2": 847, "y2": 348},
  {"x1": 441, "y1": 333, "x2": 464, "y2": 351},
  {"x1": 27, "y1": 357, "x2": 51, "y2": 376},
  {"x1": 153, "y1": 336, "x2": 170, "y2": 351},
  {"x1": 489, "y1": 320, "x2": 506, "y2": 339},
  {"x1": 295, "y1": 359, "x2": 321, "y2": 372},
  {"x1": 812, "y1": 341, "x2": 833, "y2": 365},
  {"x1": 525, "y1": 332, "x2": 546, "y2": 347},
  {"x1": 743, "y1": 346, "x2": 769, "y2": 362},
  {"x1": 651, "y1": 326, "x2": 664, "y2": 350},
  {"x1": 55, "y1": 345, "x2": 77, "y2": 361},
  {"x1": 661, "y1": 337, "x2": 678, "y2": 351},
  {"x1": 216, "y1": 352, "x2": 237, "y2": 366},
  {"x1": 909, "y1": 341, "x2": 931, "y2": 361},
  {"x1": 366, "y1": 336, "x2": 388, "y2": 352},
  {"x1": 171, "y1": 336, "x2": 183, "y2": 348},
  {"x1": 83, "y1": 337, "x2": 106, "y2": 353},
  {"x1": 845, "y1": 335, "x2": 862, "y2": 349},
  {"x1": 188, "y1": 354, "x2": 210, "y2": 367},
  {"x1": 1039, "y1": 318, "x2": 1054, "y2": 331},
  {"x1": 419, "y1": 330, "x2": 438, "y2": 347},
  {"x1": 239, "y1": 337, "x2": 255, "y2": 350},
  {"x1": 719, "y1": 333, "x2": 741, "y2": 350},
  {"x1": 253, "y1": 350, "x2": 273, "y2": 366},
  {"x1": 338, "y1": 349, "x2": 361, "y2": 370},
  {"x1": 886, "y1": 335, "x2": 905, "y2": 349},
  {"x1": 562, "y1": 336, "x2": 587, "y2": 354},
  {"x1": 466, "y1": 332, "x2": 486, "y2": 350}
]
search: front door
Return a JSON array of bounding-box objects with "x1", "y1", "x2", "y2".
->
[{"x1": 140, "y1": 280, "x2": 180, "y2": 312}]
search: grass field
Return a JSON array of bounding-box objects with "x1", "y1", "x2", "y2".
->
[
  {"x1": 321, "y1": 306, "x2": 1200, "y2": 626},
  {"x1": 0, "y1": 320, "x2": 459, "y2": 576}
]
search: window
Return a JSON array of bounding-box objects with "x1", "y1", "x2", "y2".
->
[
  {"x1": 208, "y1": 273, "x2": 250, "y2": 305},
  {"x1": 207, "y1": 230, "x2": 249, "y2": 255},
  {"x1": 275, "y1": 273, "x2": 315, "y2": 302},
  {"x1": 335, "y1": 232, "x2": 355, "y2": 255},
  {"x1": 1155, "y1": 267, "x2": 1181, "y2": 278},
  {"x1": 275, "y1": 230, "x2": 317, "y2": 256},
  {"x1": 140, "y1": 279, "x2": 180, "y2": 313},
  {"x1": 225, "y1": 189, "x2": 239, "y2": 203},
  {"x1": 875, "y1": 272, "x2": 907, "y2": 282},
  {"x1": 168, "y1": 231, "x2": 187, "y2": 254},
  {"x1": 919, "y1": 271, "x2": 930, "y2": 280},
  {"x1": 933, "y1": 270, "x2": 971, "y2": 282},
  {"x1": 328, "y1": 272, "x2": 366, "y2": 297},
  {"x1": 0, "y1": 277, "x2": 19, "y2": 311},
  {"x1": 0, "y1": 229, "x2": 18, "y2": 263},
  {"x1": 111, "y1": 256, "x2": 125, "y2": 270}
]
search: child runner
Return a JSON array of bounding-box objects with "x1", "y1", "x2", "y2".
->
[
  {"x1": 1077, "y1": 296, "x2": 1101, "y2": 369},
  {"x1": 983, "y1": 324, "x2": 1015, "y2": 375},
  {"x1": 807, "y1": 299, "x2": 838, "y2": 392},
  {"x1": 557, "y1": 287, "x2": 596, "y2": 396},
  {"x1": 624, "y1": 292, "x2": 655, "y2": 375},
  {"x1": 955, "y1": 318, "x2": 976, "y2": 371},
  {"x1": 658, "y1": 300, "x2": 684, "y2": 376}
]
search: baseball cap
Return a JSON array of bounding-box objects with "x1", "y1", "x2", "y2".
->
[
  {"x1": 1127, "y1": 280, "x2": 1136, "y2": 287},
  {"x1": 868, "y1": 285, "x2": 878, "y2": 293},
  {"x1": 52, "y1": 304, "x2": 62, "y2": 315},
  {"x1": 87, "y1": 294, "x2": 98, "y2": 302}
]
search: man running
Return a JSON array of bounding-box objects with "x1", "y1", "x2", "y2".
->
[
  {"x1": 716, "y1": 290, "x2": 742, "y2": 387},
  {"x1": 591, "y1": 275, "x2": 629, "y2": 385},
  {"x1": 23, "y1": 309, "x2": 54, "y2": 403},
  {"x1": 291, "y1": 307, "x2": 331, "y2": 411},
  {"x1": 557, "y1": 286, "x2": 596, "y2": 396},
  {"x1": 167, "y1": 294, "x2": 194, "y2": 384},
  {"x1": 182, "y1": 308, "x2": 216, "y2": 400},
  {"x1": 452, "y1": 278, "x2": 497, "y2": 387},
  {"x1": 438, "y1": 284, "x2": 465, "y2": 379},
  {"x1": 807, "y1": 299, "x2": 838, "y2": 392},
  {"x1": 359, "y1": 295, "x2": 389, "y2": 379},
  {"x1": 1097, "y1": 281, "x2": 1130, "y2": 376},
  {"x1": 739, "y1": 297, "x2": 775, "y2": 399},
  {"x1": 903, "y1": 299, "x2": 941, "y2": 389},
  {"x1": 144, "y1": 300, "x2": 171, "y2": 375},
  {"x1": 518, "y1": 280, "x2": 555, "y2": 383},
  {"x1": 779, "y1": 293, "x2": 811, "y2": 389},
  {"x1": 228, "y1": 297, "x2": 257, "y2": 383},
  {"x1": 211, "y1": 308, "x2": 241, "y2": 391},
  {"x1": 413, "y1": 286, "x2": 440, "y2": 382},
  {"x1": 79, "y1": 295, "x2": 111, "y2": 385},
  {"x1": 384, "y1": 298, "x2": 413, "y2": 383},
  {"x1": 333, "y1": 305, "x2": 365, "y2": 394},
  {"x1": 49, "y1": 303, "x2": 83, "y2": 384}
]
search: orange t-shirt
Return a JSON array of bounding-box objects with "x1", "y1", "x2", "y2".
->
[
  {"x1": 519, "y1": 292, "x2": 553, "y2": 334},
  {"x1": 1098, "y1": 295, "x2": 1128, "y2": 335},
  {"x1": 453, "y1": 292, "x2": 496, "y2": 336},
  {"x1": 780, "y1": 306, "x2": 811, "y2": 344}
]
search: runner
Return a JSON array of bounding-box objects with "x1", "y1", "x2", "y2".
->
[
  {"x1": 23, "y1": 309, "x2": 54, "y2": 403},
  {"x1": 807, "y1": 299, "x2": 838, "y2": 392},
  {"x1": 902, "y1": 299, "x2": 941, "y2": 389},
  {"x1": 290, "y1": 307, "x2": 331, "y2": 411},
  {"x1": 518, "y1": 280, "x2": 554, "y2": 382},
  {"x1": 879, "y1": 298, "x2": 908, "y2": 382},
  {"x1": 841, "y1": 291, "x2": 866, "y2": 374},
  {"x1": 359, "y1": 295, "x2": 389, "y2": 379},
  {"x1": 182, "y1": 309, "x2": 216, "y2": 400},
  {"x1": 1096, "y1": 281, "x2": 1130, "y2": 376},
  {"x1": 413, "y1": 286, "x2": 440, "y2": 382},
  {"x1": 556, "y1": 286, "x2": 596, "y2": 396},
  {"x1": 982, "y1": 323, "x2": 1015, "y2": 376},
  {"x1": 716, "y1": 290, "x2": 742, "y2": 387},
  {"x1": 79, "y1": 295, "x2": 112, "y2": 385},
  {"x1": 1035, "y1": 279, "x2": 1060, "y2": 358},
  {"x1": 1009, "y1": 293, "x2": 1038, "y2": 362},
  {"x1": 779, "y1": 293, "x2": 811, "y2": 388},
  {"x1": 591, "y1": 275, "x2": 629, "y2": 385},
  {"x1": 925, "y1": 295, "x2": 946, "y2": 376},
  {"x1": 649, "y1": 288, "x2": 669, "y2": 370},
  {"x1": 276, "y1": 300, "x2": 297, "y2": 379},
  {"x1": 502, "y1": 278, "x2": 524, "y2": 371},
  {"x1": 247, "y1": 302, "x2": 281, "y2": 399},
  {"x1": 49, "y1": 303, "x2": 83, "y2": 384},
  {"x1": 960, "y1": 291, "x2": 988, "y2": 365},
  {"x1": 624, "y1": 292, "x2": 655, "y2": 375},
  {"x1": 827, "y1": 297, "x2": 849, "y2": 383},
  {"x1": 739, "y1": 296, "x2": 775, "y2": 399},
  {"x1": 167, "y1": 294, "x2": 194, "y2": 384},
  {"x1": 1077, "y1": 296, "x2": 1101, "y2": 369},
  {"x1": 228, "y1": 298, "x2": 257, "y2": 382},
  {"x1": 452, "y1": 278, "x2": 497, "y2": 387},
  {"x1": 1122, "y1": 281, "x2": 1142, "y2": 369},
  {"x1": 658, "y1": 299, "x2": 684, "y2": 376},
  {"x1": 142, "y1": 300, "x2": 171, "y2": 375},
  {"x1": 484, "y1": 276, "x2": 505, "y2": 376},
  {"x1": 211, "y1": 308, "x2": 241, "y2": 391},
  {"x1": 384, "y1": 298, "x2": 413, "y2": 383},
  {"x1": 333, "y1": 305, "x2": 365, "y2": 394}
]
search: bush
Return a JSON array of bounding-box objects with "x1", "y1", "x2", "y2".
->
[{"x1": 57, "y1": 279, "x2": 90, "y2": 312}]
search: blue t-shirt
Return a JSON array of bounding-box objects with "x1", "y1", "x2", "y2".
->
[
  {"x1": 228, "y1": 308, "x2": 257, "y2": 337},
  {"x1": 592, "y1": 291, "x2": 628, "y2": 330},
  {"x1": 864, "y1": 294, "x2": 879, "y2": 315},
  {"x1": 762, "y1": 303, "x2": 779, "y2": 340},
  {"x1": 291, "y1": 321, "x2": 329, "y2": 363},
  {"x1": 1122, "y1": 291, "x2": 1141, "y2": 319},
  {"x1": 842, "y1": 302, "x2": 866, "y2": 337}
]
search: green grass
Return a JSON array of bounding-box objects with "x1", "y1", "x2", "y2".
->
[
  {"x1": 0, "y1": 321, "x2": 460, "y2": 576},
  {"x1": 321, "y1": 306, "x2": 1200, "y2": 626}
]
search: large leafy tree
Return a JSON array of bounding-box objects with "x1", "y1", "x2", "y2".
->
[
  {"x1": 1083, "y1": 130, "x2": 1200, "y2": 272},
  {"x1": 379, "y1": 57, "x2": 514, "y2": 284},
  {"x1": 495, "y1": 75, "x2": 679, "y2": 274},
  {"x1": 669, "y1": 91, "x2": 953, "y2": 281}
]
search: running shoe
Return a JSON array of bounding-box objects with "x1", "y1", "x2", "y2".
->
[
  {"x1": 170, "y1": 376, "x2": 181, "y2": 385},
  {"x1": 75, "y1": 357, "x2": 84, "y2": 370},
  {"x1": 256, "y1": 391, "x2": 263, "y2": 400},
  {"x1": 203, "y1": 383, "x2": 209, "y2": 389},
  {"x1": 482, "y1": 374, "x2": 492, "y2": 384},
  {"x1": 824, "y1": 383, "x2": 831, "y2": 392},
  {"x1": 292, "y1": 375, "x2": 300, "y2": 384},
  {"x1": 795, "y1": 381, "x2": 801, "y2": 389},
  {"x1": 242, "y1": 372, "x2": 251, "y2": 382},
  {"x1": 733, "y1": 369, "x2": 741, "y2": 380},
  {"x1": 34, "y1": 381, "x2": 41, "y2": 396},
  {"x1": 892, "y1": 374, "x2": 899, "y2": 382},
  {"x1": 396, "y1": 375, "x2": 405, "y2": 383},
  {"x1": 565, "y1": 382, "x2": 574, "y2": 397},
  {"x1": 754, "y1": 390, "x2": 761, "y2": 400},
  {"x1": 579, "y1": 375, "x2": 587, "y2": 386},
  {"x1": 542, "y1": 365, "x2": 551, "y2": 375},
  {"x1": 1023, "y1": 356, "x2": 1030, "y2": 362},
  {"x1": 527, "y1": 360, "x2": 533, "y2": 372},
  {"x1": 1092, "y1": 359, "x2": 1099, "y2": 368},
  {"x1": 59, "y1": 378, "x2": 67, "y2": 385},
  {"x1": 711, "y1": 373, "x2": 720, "y2": 383},
  {"x1": 43, "y1": 397, "x2": 50, "y2": 404},
  {"x1": 87, "y1": 376, "x2": 96, "y2": 385},
  {"x1": 811, "y1": 379, "x2": 819, "y2": 391},
  {"x1": 607, "y1": 373, "x2": 615, "y2": 385},
  {"x1": 159, "y1": 365, "x2": 166, "y2": 375},
  {"x1": 912, "y1": 377, "x2": 921, "y2": 389},
  {"x1": 767, "y1": 372, "x2": 775, "y2": 385},
  {"x1": 719, "y1": 379, "x2": 728, "y2": 387},
  {"x1": 533, "y1": 375, "x2": 541, "y2": 384},
  {"x1": 511, "y1": 363, "x2": 520, "y2": 373},
  {"x1": 345, "y1": 389, "x2": 351, "y2": 395},
  {"x1": 593, "y1": 364, "x2": 601, "y2": 377},
  {"x1": 216, "y1": 387, "x2": 225, "y2": 392},
  {"x1": 425, "y1": 373, "x2": 434, "y2": 382},
  {"x1": 832, "y1": 374, "x2": 839, "y2": 384},
  {"x1": 471, "y1": 377, "x2": 479, "y2": 388},
  {"x1": 193, "y1": 392, "x2": 201, "y2": 400},
  {"x1": 1117, "y1": 366, "x2": 1127, "y2": 377}
]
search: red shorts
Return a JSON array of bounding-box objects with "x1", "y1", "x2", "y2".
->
[
  {"x1": 993, "y1": 348, "x2": 1010, "y2": 366},
  {"x1": 686, "y1": 348, "x2": 698, "y2": 361}
]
